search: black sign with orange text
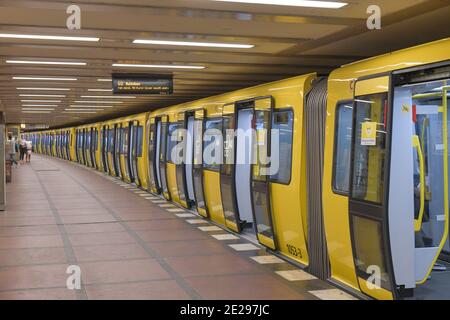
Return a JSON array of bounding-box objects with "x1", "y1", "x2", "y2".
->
[{"x1": 112, "y1": 74, "x2": 173, "y2": 95}]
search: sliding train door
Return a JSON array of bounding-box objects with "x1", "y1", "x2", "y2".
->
[
  {"x1": 129, "y1": 120, "x2": 142, "y2": 186},
  {"x1": 220, "y1": 103, "x2": 241, "y2": 232},
  {"x1": 101, "y1": 126, "x2": 109, "y2": 173},
  {"x1": 91, "y1": 128, "x2": 98, "y2": 170},
  {"x1": 175, "y1": 112, "x2": 195, "y2": 208},
  {"x1": 114, "y1": 124, "x2": 122, "y2": 178},
  {"x1": 147, "y1": 118, "x2": 160, "y2": 194},
  {"x1": 193, "y1": 110, "x2": 208, "y2": 217},
  {"x1": 158, "y1": 116, "x2": 170, "y2": 200}
]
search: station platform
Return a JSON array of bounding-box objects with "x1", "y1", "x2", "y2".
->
[{"x1": 0, "y1": 155, "x2": 356, "y2": 300}]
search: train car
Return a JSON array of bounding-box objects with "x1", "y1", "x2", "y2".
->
[
  {"x1": 322, "y1": 38, "x2": 450, "y2": 299},
  {"x1": 149, "y1": 73, "x2": 317, "y2": 265}
]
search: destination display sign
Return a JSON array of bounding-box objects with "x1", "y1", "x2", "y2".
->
[{"x1": 112, "y1": 74, "x2": 173, "y2": 95}]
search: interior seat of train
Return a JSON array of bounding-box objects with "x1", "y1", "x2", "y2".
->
[{"x1": 2, "y1": 0, "x2": 450, "y2": 304}]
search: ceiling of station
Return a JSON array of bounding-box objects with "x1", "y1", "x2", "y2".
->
[{"x1": 0, "y1": 0, "x2": 449, "y2": 128}]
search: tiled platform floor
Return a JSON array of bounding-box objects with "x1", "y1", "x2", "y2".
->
[{"x1": 0, "y1": 155, "x2": 356, "y2": 300}]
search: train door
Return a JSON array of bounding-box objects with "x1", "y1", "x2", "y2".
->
[
  {"x1": 132, "y1": 121, "x2": 143, "y2": 187},
  {"x1": 175, "y1": 112, "x2": 196, "y2": 208},
  {"x1": 193, "y1": 110, "x2": 208, "y2": 217},
  {"x1": 114, "y1": 124, "x2": 122, "y2": 178},
  {"x1": 220, "y1": 103, "x2": 241, "y2": 232},
  {"x1": 129, "y1": 121, "x2": 139, "y2": 185},
  {"x1": 101, "y1": 126, "x2": 109, "y2": 173},
  {"x1": 122, "y1": 123, "x2": 131, "y2": 182},
  {"x1": 147, "y1": 117, "x2": 160, "y2": 194},
  {"x1": 91, "y1": 129, "x2": 97, "y2": 170},
  {"x1": 158, "y1": 116, "x2": 170, "y2": 200}
]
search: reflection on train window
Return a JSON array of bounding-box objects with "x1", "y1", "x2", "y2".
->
[
  {"x1": 203, "y1": 118, "x2": 223, "y2": 171},
  {"x1": 270, "y1": 110, "x2": 293, "y2": 184},
  {"x1": 352, "y1": 215, "x2": 390, "y2": 289},
  {"x1": 333, "y1": 103, "x2": 354, "y2": 194},
  {"x1": 166, "y1": 123, "x2": 182, "y2": 163},
  {"x1": 351, "y1": 93, "x2": 388, "y2": 204},
  {"x1": 108, "y1": 129, "x2": 114, "y2": 152},
  {"x1": 120, "y1": 128, "x2": 128, "y2": 154},
  {"x1": 137, "y1": 126, "x2": 143, "y2": 157},
  {"x1": 193, "y1": 119, "x2": 203, "y2": 166}
]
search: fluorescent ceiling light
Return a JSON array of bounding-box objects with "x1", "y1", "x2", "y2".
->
[
  {"x1": 88, "y1": 89, "x2": 112, "y2": 92},
  {"x1": 21, "y1": 100, "x2": 61, "y2": 103},
  {"x1": 112, "y1": 63, "x2": 205, "y2": 70},
  {"x1": 19, "y1": 94, "x2": 66, "y2": 97},
  {"x1": 22, "y1": 110, "x2": 52, "y2": 114},
  {"x1": 74, "y1": 100, "x2": 123, "y2": 104},
  {"x1": 80, "y1": 95, "x2": 136, "y2": 99},
  {"x1": 0, "y1": 33, "x2": 99, "y2": 42},
  {"x1": 65, "y1": 108, "x2": 103, "y2": 111},
  {"x1": 22, "y1": 108, "x2": 55, "y2": 111},
  {"x1": 133, "y1": 39, "x2": 254, "y2": 49},
  {"x1": 6, "y1": 60, "x2": 86, "y2": 66},
  {"x1": 22, "y1": 104, "x2": 58, "y2": 107},
  {"x1": 70, "y1": 105, "x2": 114, "y2": 108},
  {"x1": 63, "y1": 111, "x2": 97, "y2": 114},
  {"x1": 17, "y1": 87, "x2": 70, "y2": 91},
  {"x1": 13, "y1": 76, "x2": 77, "y2": 81},
  {"x1": 97, "y1": 79, "x2": 112, "y2": 82},
  {"x1": 208, "y1": 0, "x2": 348, "y2": 8}
]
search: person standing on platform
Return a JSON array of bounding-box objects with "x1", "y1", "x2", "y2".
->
[
  {"x1": 7, "y1": 134, "x2": 18, "y2": 167},
  {"x1": 19, "y1": 138, "x2": 27, "y2": 164},
  {"x1": 26, "y1": 139, "x2": 32, "y2": 163}
]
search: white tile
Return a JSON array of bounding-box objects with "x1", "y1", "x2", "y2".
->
[
  {"x1": 175, "y1": 213, "x2": 196, "y2": 218},
  {"x1": 186, "y1": 219, "x2": 208, "y2": 225},
  {"x1": 250, "y1": 255, "x2": 285, "y2": 264},
  {"x1": 167, "y1": 208, "x2": 186, "y2": 213},
  {"x1": 198, "y1": 226, "x2": 222, "y2": 232},
  {"x1": 139, "y1": 193, "x2": 151, "y2": 197},
  {"x1": 275, "y1": 270, "x2": 317, "y2": 281},
  {"x1": 144, "y1": 197, "x2": 158, "y2": 200},
  {"x1": 152, "y1": 200, "x2": 167, "y2": 204},
  {"x1": 229, "y1": 243, "x2": 260, "y2": 251},
  {"x1": 159, "y1": 204, "x2": 176, "y2": 208},
  {"x1": 212, "y1": 234, "x2": 240, "y2": 241},
  {"x1": 309, "y1": 289, "x2": 358, "y2": 300}
]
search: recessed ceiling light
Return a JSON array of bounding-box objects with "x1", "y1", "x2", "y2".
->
[
  {"x1": 88, "y1": 89, "x2": 112, "y2": 92},
  {"x1": 80, "y1": 95, "x2": 136, "y2": 99},
  {"x1": 63, "y1": 111, "x2": 97, "y2": 114},
  {"x1": 19, "y1": 94, "x2": 66, "y2": 97},
  {"x1": 97, "y1": 79, "x2": 112, "y2": 82},
  {"x1": 74, "y1": 100, "x2": 123, "y2": 104},
  {"x1": 22, "y1": 108, "x2": 55, "y2": 111},
  {"x1": 6, "y1": 60, "x2": 87, "y2": 66},
  {"x1": 65, "y1": 108, "x2": 103, "y2": 111},
  {"x1": 133, "y1": 39, "x2": 254, "y2": 49},
  {"x1": 22, "y1": 104, "x2": 58, "y2": 107},
  {"x1": 0, "y1": 33, "x2": 100, "y2": 42},
  {"x1": 70, "y1": 105, "x2": 114, "y2": 108},
  {"x1": 112, "y1": 63, "x2": 205, "y2": 70},
  {"x1": 21, "y1": 100, "x2": 62, "y2": 103},
  {"x1": 208, "y1": 0, "x2": 348, "y2": 8},
  {"x1": 22, "y1": 110, "x2": 52, "y2": 114},
  {"x1": 13, "y1": 76, "x2": 78, "y2": 81},
  {"x1": 17, "y1": 88, "x2": 70, "y2": 91}
]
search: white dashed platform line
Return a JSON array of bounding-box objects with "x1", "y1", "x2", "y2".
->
[
  {"x1": 228, "y1": 243, "x2": 260, "y2": 251},
  {"x1": 275, "y1": 270, "x2": 317, "y2": 281},
  {"x1": 159, "y1": 204, "x2": 175, "y2": 208},
  {"x1": 198, "y1": 226, "x2": 222, "y2": 232},
  {"x1": 250, "y1": 255, "x2": 285, "y2": 264},
  {"x1": 167, "y1": 208, "x2": 186, "y2": 213},
  {"x1": 152, "y1": 200, "x2": 166, "y2": 204},
  {"x1": 212, "y1": 234, "x2": 240, "y2": 241},
  {"x1": 308, "y1": 289, "x2": 357, "y2": 300},
  {"x1": 175, "y1": 213, "x2": 196, "y2": 218},
  {"x1": 186, "y1": 219, "x2": 208, "y2": 225}
]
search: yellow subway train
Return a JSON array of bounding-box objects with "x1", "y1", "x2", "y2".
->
[{"x1": 24, "y1": 38, "x2": 450, "y2": 300}]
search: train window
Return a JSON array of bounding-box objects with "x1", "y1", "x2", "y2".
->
[
  {"x1": 137, "y1": 126, "x2": 143, "y2": 157},
  {"x1": 351, "y1": 93, "x2": 388, "y2": 204},
  {"x1": 203, "y1": 118, "x2": 223, "y2": 172},
  {"x1": 333, "y1": 103, "x2": 354, "y2": 194},
  {"x1": 166, "y1": 123, "x2": 182, "y2": 163},
  {"x1": 270, "y1": 109, "x2": 293, "y2": 185}
]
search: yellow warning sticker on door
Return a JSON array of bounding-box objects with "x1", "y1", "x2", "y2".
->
[{"x1": 361, "y1": 122, "x2": 377, "y2": 146}]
